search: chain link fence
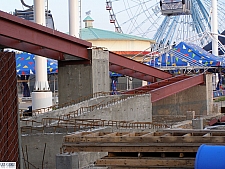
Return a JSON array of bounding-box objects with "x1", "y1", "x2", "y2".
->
[{"x1": 0, "y1": 52, "x2": 20, "y2": 168}]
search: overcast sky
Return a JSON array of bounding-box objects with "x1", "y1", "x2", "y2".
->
[{"x1": 0, "y1": 0, "x2": 115, "y2": 33}]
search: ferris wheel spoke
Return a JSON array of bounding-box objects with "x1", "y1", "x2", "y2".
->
[
  {"x1": 192, "y1": 5, "x2": 208, "y2": 33},
  {"x1": 126, "y1": 10, "x2": 162, "y2": 36},
  {"x1": 121, "y1": 0, "x2": 147, "y2": 35},
  {"x1": 166, "y1": 16, "x2": 181, "y2": 44},
  {"x1": 196, "y1": 3, "x2": 210, "y2": 33},
  {"x1": 142, "y1": 14, "x2": 164, "y2": 38},
  {"x1": 154, "y1": 16, "x2": 171, "y2": 43},
  {"x1": 117, "y1": 0, "x2": 161, "y2": 35}
]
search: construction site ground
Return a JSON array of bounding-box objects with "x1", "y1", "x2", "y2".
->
[{"x1": 18, "y1": 94, "x2": 225, "y2": 169}]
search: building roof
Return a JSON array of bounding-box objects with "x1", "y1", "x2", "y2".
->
[
  {"x1": 83, "y1": 16, "x2": 94, "y2": 21},
  {"x1": 80, "y1": 27, "x2": 155, "y2": 43}
]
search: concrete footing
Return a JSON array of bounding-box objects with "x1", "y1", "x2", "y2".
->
[
  {"x1": 192, "y1": 118, "x2": 204, "y2": 129},
  {"x1": 56, "y1": 153, "x2": 79, "y2": 169}
]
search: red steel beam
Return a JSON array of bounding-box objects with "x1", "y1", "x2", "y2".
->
[
  {"x1": 0, "y1": 35, "x2": 64, "y2": 60},
  {"x1": 151, "y1": 74, "x2": 205, "y2": 102},
  {"x1": 110, "y1": 65, "x2": 156, "y2": 82},
  {"x1": 0, "y1": 10, "x2": 91, "y2": 60},
  {"x1": 109, "y1": 52, "x2": 172, "y2": 80},
  {"x1": 123, "y1": 75, "x2": 186, "y2": 94}
]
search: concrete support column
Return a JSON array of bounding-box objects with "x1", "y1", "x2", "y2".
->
[
  {"x1": 205, "y1": 73, "x2": 213, "y2": 115},
  {"x1": 58, "y1": 48, "x2": 110, "y2": 105},
  {"x1": 91, "y1": 48, "x2": 110, "y2": 94},
  {"x1": 56, "y1": 153, "x2": 79, "y2": 169},
  {"x1": 69, "y1": 0, "x2": 79, "y2": 37},
  {"x1": 32, "y1": 0, "x2": 52, "y2": 110}
]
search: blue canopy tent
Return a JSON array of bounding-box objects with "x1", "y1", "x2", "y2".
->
[
  {"x1": 147, "y1": 42, "x2": 225, "y2": 68},
  {"x1": 16, "y1": 52, "x2": 58, "y2": 97},
  {"x1": 16, "y1": 52, "x2": 58, "y2": 75},
  {"x1": 147, "y1": 41, "x2": 225, "y2": 92}
]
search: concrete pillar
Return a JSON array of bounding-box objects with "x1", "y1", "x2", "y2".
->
[
  {"x1": 205, "y1": 74, "x2": 213, "y2": 115},
  {"x1": 91, "y1": 48, "x2": 110, "y2": 94},
  {"x1": 32, "y1": 0, "x2": 52, "y2": 110},
  {"x1": 192, "y1": 118, "x2": 204, "y2": 129},
  {"x1": 56, "y1": 153, "x2": 79, "y2": 169},
  {"x1": 69, "y1": 0, "x2": 79, "y2": 37},
  {"x1": 58, "y1": 48, "x2": 110, "y2": 104}
]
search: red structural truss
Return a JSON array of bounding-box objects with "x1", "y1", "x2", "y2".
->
[
  {"x1": 0, "y1": 10, "x2": 205, "y2": 101},
  {"x1": 123, "y1": 74, "x2": 205, "y2": 102},
  {"x1": 0, "y1": 10, "x2": 91, "y2": 60},
  {"x1": 0, "y1": 10, "x2": 173, "y2": 81},
  {"x1": 109, "y1": 51, "x2": 172, "y2": 81}
]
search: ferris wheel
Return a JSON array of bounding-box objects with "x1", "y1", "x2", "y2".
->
[{"x1": 105, "y1": 0, "x2": 225, "y2": 47}]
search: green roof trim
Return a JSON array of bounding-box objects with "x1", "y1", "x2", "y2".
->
[
  {"x1": 83, "y1": 16, "x2": 94, "y2": 21},
  {"x1": 80, "y1": 27, "x2": 155, "y2": 42}
]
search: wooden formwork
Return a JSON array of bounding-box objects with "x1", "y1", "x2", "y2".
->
[{"x1": 62, "y1": 129, "x2": 225, "y2": 168}]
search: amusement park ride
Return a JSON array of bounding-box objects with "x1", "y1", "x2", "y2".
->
[{"x1": 106, "y1": 0, "x2": 225, "y2": 73}]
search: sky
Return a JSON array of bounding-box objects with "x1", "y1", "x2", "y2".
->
[{"x1": 0, "y1": 0, "x2": 116, "y2": 33}]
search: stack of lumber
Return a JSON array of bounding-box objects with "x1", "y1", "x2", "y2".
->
[{"x1": 62, "y1": 129, "x2": 225, "y2": 168}]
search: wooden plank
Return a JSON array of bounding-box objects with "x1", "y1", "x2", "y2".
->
[
  {"x1": 161, "y1": 133, "x2": 172, "y2": 137},
  {"x1": 182, "y1": 133, "x2": 192, "y2": 137},
  {"x1": 63, "y1": 144, "x2": 199, "y2": 153},
  {"x1": 95, "y1": 157, "x2": 195, "y2": 167},
  {"x1": 161, "y1": 129, "x2": 225, "y2": 134},
  {"x1": 63, "y1": 135, "x2": 225, "y2": 143},
  {"x1": 202, "y1": 133, "x2": 211, "y2": 137},
  {"x1": 83, "y1": 132, "x2": 100, "y2": 137},
  {"x1": 141, "y1": 132, "x2": 155, "y2": 137},
  {"x1": 109, "y1": 167, "x2": 178, "y2": 169},
  {"x1": 122, "y1": 132, "x2": 136, "y2": 137},
  {"x1": 103, "y1": 132, "x2": 120, "y2": 137}
]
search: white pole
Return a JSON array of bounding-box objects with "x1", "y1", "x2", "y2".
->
[
  {"x1": 69, "y1": 0, "x2": 79, "y2": 37},
  {"x1": 211, "y1": 0, "x2": 218, "y2": 56},
  {"x1": 32, "y1": 0, "x2": 52, "y2": 110},
  {"x1": 34, "y1": 0, "x2": 48, "y2": 90}
]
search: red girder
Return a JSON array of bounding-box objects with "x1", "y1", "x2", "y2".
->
[
  {"x1": 0, "y1": 10, "x2": 91, "y2": 60},
  {"x1": 109, "y1": 52, "x2": 172, "y2": 81},
  {"x1": 151, "y1": 74, "x2": 205, "y2": 102},
  {"x1": 123, "y1": 74, "x2": 205, "y2": 99}
]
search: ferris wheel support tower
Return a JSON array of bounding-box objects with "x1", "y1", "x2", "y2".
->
[{"x1": 212, "y1": 0, "x2": 218, "y2": 56}]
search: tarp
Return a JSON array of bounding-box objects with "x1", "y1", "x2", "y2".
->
[
  {"x1": 16, "y1": 52, "x2": 58, "y2": 75},
  {"x1": 147, "y1": 41, "x2": 225, "y2": 67}
]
